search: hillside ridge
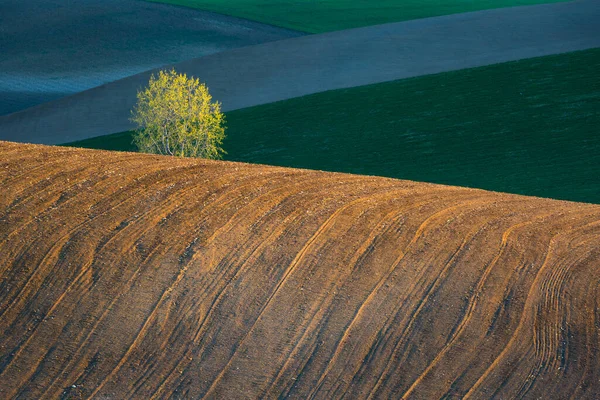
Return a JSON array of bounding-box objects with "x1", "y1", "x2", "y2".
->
[{"x1": 1, "y1": 142, "x2": 599, "y2": 399}]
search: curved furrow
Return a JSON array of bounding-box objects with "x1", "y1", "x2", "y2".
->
[
  {"x1": 271, "y1": 198, "x2": 435, "y2": 399},
  {"x1": 463, "y1": 213, "x2": 600, "y2": 399},
  {"x1": 518, "y1": 217, "x2": 600, "y2": 398},
  {"x1": 0, "y1": 155, "x2": 192, "y2": 279},
  {"x1": 514, "y1": 219, "x2": 600, "y2": 399},
  {"x1": 339, "y1": 199, "x2": 564, "y2": 399},
  {"x1": 91, "y1": 171, "x2": 340, "y2": 398},
  {"x1": 2, "y1": 159, "x2": 264, "y2": 394},
  {"x1": 102, "y1": 173, "x2": 371, "y2": 398},
  {"x1": 36, "y1": 168, "x2": 300, "y2": 399},
  {"x1": 399, "y1": 205, "x2": 567, "y2": 398},
  {"x1": 397, "y1": 207, "x2": 581, "y2": 398},
  {"x1": 1, "y1": 165, "x2": 224, "y2": 396},
  {"x1": 332, "y1": 196, "x2": 502, "y2": 398},
  {"x1": 1, "y1": 142, "x2": 599, "y2": 399},
  {"x1": 0, "y1": 145, "x2": 80, "y2": 192},
  {"x1": 33, "y1": 169, "x2": 281, "y2": 398},
  {"x1": 191, "y1": 186, "x2": 410, "y2": 398},
  {"x1": 0, "y1": 161, "x2": 222, "y2": 326},
  {"x1": 308, "y1": 195, "x2": 511, "y2": 399},
  {"x1": 140, "y1": 174, "x2": 385, "y2": 399},
  {"x1": 214, "y1": 189, "x2": 431, "y2": 399},
  {"x1": 567, "y1": 245, "x2": 600, "y2": 400}
]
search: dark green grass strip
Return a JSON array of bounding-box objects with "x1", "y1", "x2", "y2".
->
[
  {"x1": 65, "y1": 48, "x2": 600, "y2": 204},
  {"x1": 145, "y1": 0, "x2": 569, "y2": 33},
  {"x1": 67, "y1": 131, "x2": 137, "y2": 152}
]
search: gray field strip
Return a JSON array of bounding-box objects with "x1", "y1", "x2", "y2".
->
[
  {"x1": 1, "y1": 0, "x2": 598, "y2": 145},
  {"x1": 0, "y1": 0, "x2": 303, "y2": 116}
]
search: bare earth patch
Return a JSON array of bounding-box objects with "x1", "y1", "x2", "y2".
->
[{"x1": 1, "y1": 141, "x2": 599, "y2": 398}]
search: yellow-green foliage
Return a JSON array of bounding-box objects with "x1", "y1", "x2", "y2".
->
[{"x1": 131, "y1": 69, "x2": 226, "y2": 159}]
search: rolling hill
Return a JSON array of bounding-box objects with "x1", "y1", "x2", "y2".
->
[
  {"x1": 1, "y1": 141, "x2": 599, "y2": 398},
  {"x1": 68, "y1": 48, "x2": 600, "y2": 204},
  {"x1": 2, "y1": 0, "x2": 597, "y2": 145},
  {"x1": 146, "y1": 0, "x2": 569, "y2": 33},
  {"x1": 0, "y1": 0, "x2": 302, "y2": 116}
]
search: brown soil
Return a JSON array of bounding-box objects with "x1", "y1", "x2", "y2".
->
[{"x1": 1, "y1": 141, "x2": 599, "y2": 399}]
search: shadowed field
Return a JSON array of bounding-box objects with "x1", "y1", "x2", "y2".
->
[
  {"x1": 0, "y1": 0, "x2": 302, "y2": 116},
  {"x1": 2, "y1": 0, "x2": 597, "y2": 145},
  {"x1": 1, "y1": 141, "x2": 599, "y2": 398},
  {"x1": 68, "y1": 49, "x2": 600, "y2": 204},
  {"x1": 146, "y1": 0, "x2": 569, "y2": 32}
]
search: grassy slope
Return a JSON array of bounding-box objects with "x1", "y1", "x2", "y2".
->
[
  {"x1": 65, "y1": 48, "x2": 600, "y2": 204},
  {"x1": 146, "y1": 0, "x2": 569, "y2": 33}
]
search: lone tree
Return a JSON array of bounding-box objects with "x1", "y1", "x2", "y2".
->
[{"x1": 131, "y1": 69, "x2": 226, "y2": 159}]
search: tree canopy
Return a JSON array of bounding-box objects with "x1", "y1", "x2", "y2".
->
[{"x1": 131, "y1": 69, "x2": 226, "y2": 159}]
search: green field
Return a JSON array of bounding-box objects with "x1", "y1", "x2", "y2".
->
[
  {"x1": 146, "y1": 0, "x2": 569, "y2": 33},
  {"x1": 65, "y1": 48, "x2": 600, "y2": 204}
]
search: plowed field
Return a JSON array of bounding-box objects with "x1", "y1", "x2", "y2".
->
[{"x1": 1, "y1": 141, "x2": 599, "y2": 399}]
